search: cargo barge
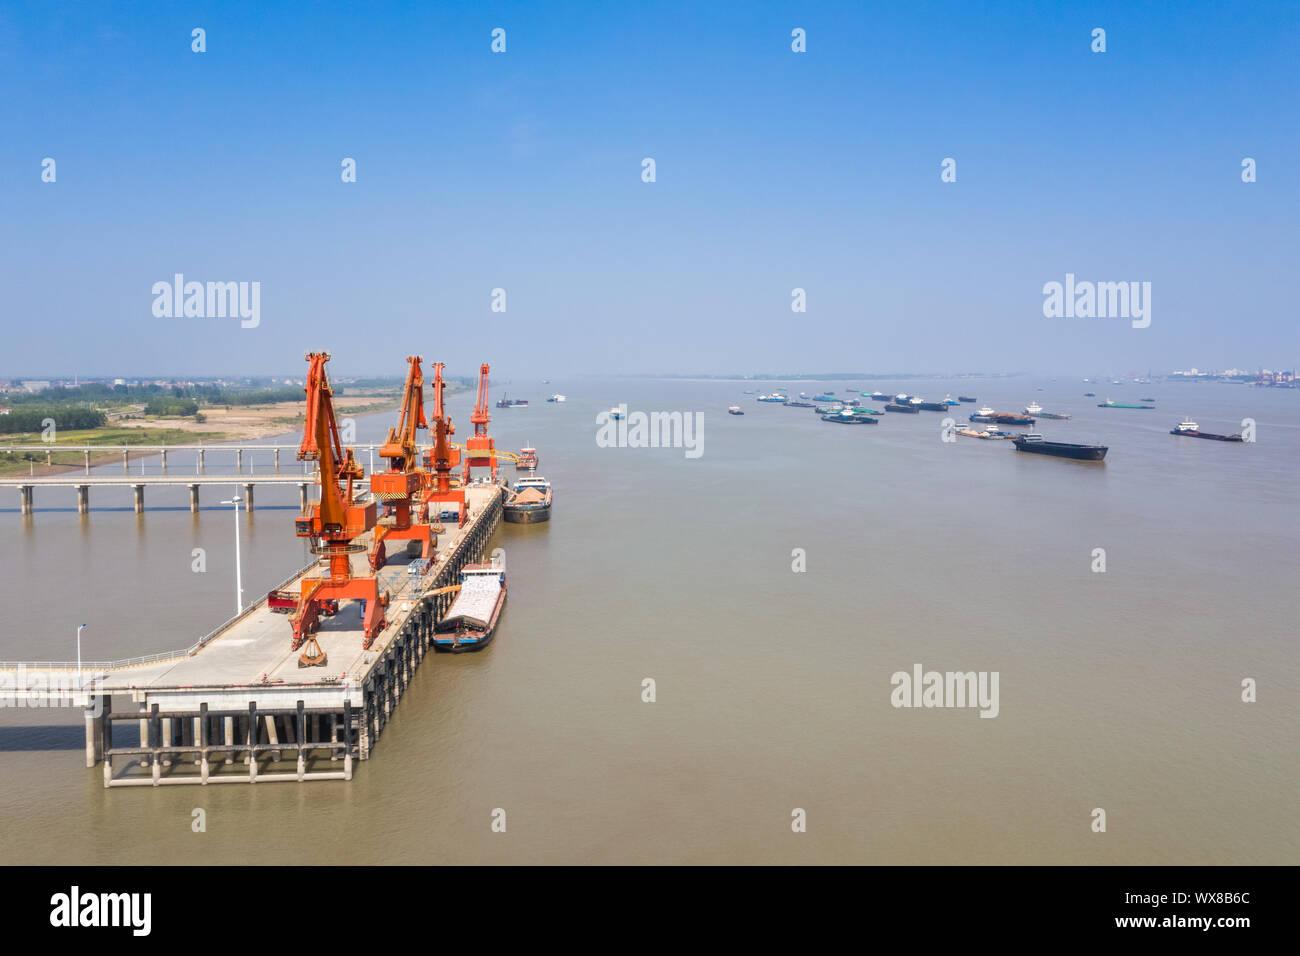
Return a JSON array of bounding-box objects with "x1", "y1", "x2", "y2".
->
[
  {"x1": 1171, "y1": 419, "x2": 1243, "y2": 442},
  {"x1": 503, "y1": 475, "x2": 552, "y2": 523},
  {"x1": 433, "y1": 565, "x2": 507, "y2": 652},
  {"x1": 1012, "y1": 433, "x2": 1107, "y2": 460},
  {"x1": 821, "y1": 409, "x2": 877, "y2": 424}
]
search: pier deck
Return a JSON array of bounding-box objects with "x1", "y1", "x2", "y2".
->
[{"x1": 0, "y1": 481, "x2": 507, "y2": 785}]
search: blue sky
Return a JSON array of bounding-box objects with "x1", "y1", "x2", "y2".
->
[{"x1": 1, "y1": 0, "x2": 1297, "y2": 379}]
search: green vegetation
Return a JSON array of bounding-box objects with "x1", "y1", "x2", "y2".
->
[
  {"x1": 143, "y1": 397, "x2": 199, "y2": 417},
  {"x1": 0, "y1": 405, "x2": 106, "y2": 434}
]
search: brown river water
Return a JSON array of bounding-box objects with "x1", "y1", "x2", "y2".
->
[{"x1": 0, "y1": 377, "x2": 1296, "y2": 864}]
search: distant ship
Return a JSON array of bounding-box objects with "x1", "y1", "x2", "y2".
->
[
  {"x1": 1098, "y1": 399, "x2": 1153, "y2": 409},
  {"x1": 784, "y1": 400, "x2": 814, "y2": 408},
  {"x1": 970, "y1": 406, "x2": 1035, "y2": 425},
  {"x1": 546, "y1": 394, "x2": 566, "y2": 403},
  {"x1": 958, "y1": 425, "x2": 1015, "y2": 440},
  {"x1": 916, "y1": 400, "x2": 949, "y2": 411},
  {"x1": 610, "y1": 406, "x2": 624, "y2": 419},
  {"x1": 885, "y1": 402, "x2": 920, "y2": 413},
  {"x1": 1024, "y1": 401, "x2": 1069, "y2": 419},
  {"x1": 514, "y1": 446, "x2": 538, "y2": 469},
  {"x1": 958, "y1": 395, "x2": 977, "y2": 403},
  {"x1": 1171, "y1": 418, "x2": 1242, "y2": 442},
  {"x1": 728, "y1": 405, "x2": 744, "y2": 415},
  {"x1": 756, "y1": 393, "x2": 786, "y2": 403},
  {"x1": 821, "y1": 408, "x2": 877, "y2": 424},
  {"x1": 1084, "y1": 392, "x2": 1096, "y2": 397},
  {"x1": 1013, "y1": 433, "x2": 1107, "y2": 461},
  {"x1": 496, "y1": 394, "x2": 528, "y2": 407}
]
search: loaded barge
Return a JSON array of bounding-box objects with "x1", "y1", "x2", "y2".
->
[
  {"x1": 503, "y1": 474, "x2": 552, "y2": 523},
  {"x1": 433, "y1": 564, "x2": 507, "y2": 653}
]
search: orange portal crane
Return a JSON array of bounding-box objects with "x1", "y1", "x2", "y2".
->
[
  {"x1": 290, "y1": 351, "x2": 387, "y2": 659},
  {"x1": 368, "y1": 355, "x2": 435, "y2": 571},
  {"x1": 422, "y1": 361, "x2": 467, "y2": 526},
  {"x1": 462, "y1": 362, "x2": 498, "y2": 484}
]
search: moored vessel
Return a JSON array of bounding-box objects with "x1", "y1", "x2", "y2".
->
[
  {"x1": 958, "y1": 395, "x2": 977, "y2": 402},
  {"x1": 433, "y1": 564, "x2": 507, "y2": 652},
  {"x1": 885, "y1": 402, "x2": 920, "y2": 413},
  {"x1": 728, "y1": 405, "x2": 745, "y2": 415},
  {"x1": 1098, "y1": 399, "x2": 1154, "y2": 409},
  {"x1": 514, "y1": 446, "x2": 539, "y2": 469},
  {"x1": 503, "y1": 474, "x2": 552, "y2": 523}
]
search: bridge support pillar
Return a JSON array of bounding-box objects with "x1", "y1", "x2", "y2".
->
[
  {"x1": 123, "y1": 450, "x2": 129, "y2": 472},
  {"x1": 19, "y1": 485, "x2": 33, "y2": 515},
  {"x1": 84, "y1": 700, "x2": 103, "y2": 768},
  {"x1": 274, "y1": 448, "x2": 280, "y2": 470},
  {"x1": 84, "y1": 450, "x2": 90, "y2": 474},
  {"x1": 77, "y1": 485, "x2": 89, "y2": 514},
  {"x1": 189, "y1": 484, "x2": 200, "y2": 513},
  {"x1": 299, "y1": 482, "x2": 309, "y2": 513},
  {"x1": 45, "y1": 449, "x2": 51, "y2": 466},
  {"x1": 237, "y1": 448, "x2": 243, "y2": 471},
  {"x1": 198, "y1": 449, "x2": 205, "y2": 470},
  {"x1": 132, "y1": 484, "x2": 145, "y2": 514},
  {"x1": 243, "y1": 483, "x2": 255, "y2": 513},
  {"x1": 160, "y1": 449, "x2": 167, "y2": 471}
]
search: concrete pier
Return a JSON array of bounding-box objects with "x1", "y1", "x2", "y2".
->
[
  {"x1": 299, "y1": 483, "x2": 309, "y2": 513},
  {"x1": 18, "y1": 485, "x2": 33, "y2": 515},
  {"x1": 77, "y1": 485, "x2": 89, "y2": 514},
  {"x1": 132, "y1": 484, "x2": 145, "y2": 513},
  {"x1": 7, "y1": 481, "x2": 506, "y2": 786},
  {"x1": 160, "y1": 449, "x2": 167, "y2": 470},
  {"x1": 190, "y1": 484, "x2": 200, "y2": 513},
  {"x1": 123, "y1": 450, "x2": 129, "y2": 472},
  {"x1": 84, "y1": 450, "x2": 90, "y2": 474},
  {"x1": 237, "y1": 449, "x2": 242, "y2": 471},
  {"x1": 243, "y1": 483, "x2": 255, "y2": 513}
]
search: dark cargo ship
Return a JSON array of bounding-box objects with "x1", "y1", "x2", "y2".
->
[
  {"x1": 884, "y1": 403, "x2": 920, "y2": 413},
  {"x1": 1171, "y1": 419, "x2": 1243, "y2": 442},
  {"x1": 821, "y1": 408, "x2": 877, "y2": 424},
  {"x1": 503, "y1": 475, "x2": 552, "y2": 523},
  {"x1": 1012, "y1": 433, "x2": 1107, "y2": 461}
]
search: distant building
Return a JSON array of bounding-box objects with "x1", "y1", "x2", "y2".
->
[{"x1": 21, "y1": 380, "x2": 51, "y2": 393}]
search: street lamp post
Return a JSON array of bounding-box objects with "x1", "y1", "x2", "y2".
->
[
  {"x1": 77, "y1": 623, "x2": 87, "y2": 690},
  {"x1": 220, "y1": 493, "x2": 245, "y2": 614}
]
